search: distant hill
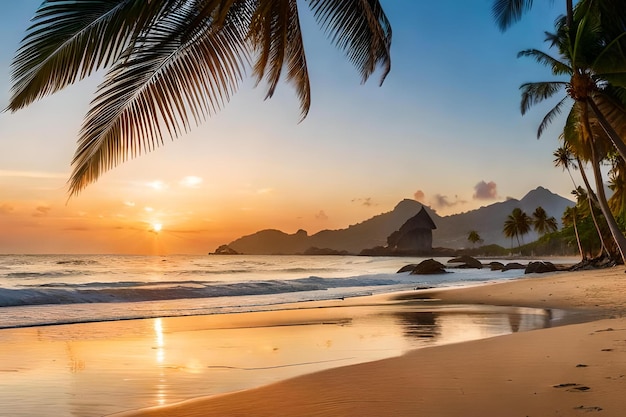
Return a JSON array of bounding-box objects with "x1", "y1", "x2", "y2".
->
[{"x1": 224, "y1": 186, "x2": 574, "y2": 254}]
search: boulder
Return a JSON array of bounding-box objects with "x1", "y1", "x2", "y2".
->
[
  {"x1": 502, "y1": 262, "x2": 526, "y2": 271},
  {"x1": 410, "y1": 259, "x2": 447, "y2": 275},
  {"x1": 489, "y1": 261, "x2": 505, "y2": 271},
  {"x1": 397, "y1": 264, "x2": 418, "y2": 273},
  {"x1": 525, "y1": 261, "x2": 557, "y2": 274},
  {"x1": 447, "y1": 255, "x2": 483, "y2": 269}
]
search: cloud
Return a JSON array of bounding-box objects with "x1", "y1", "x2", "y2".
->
[
  {"x1": 0, "y1": 204, "x2": 14, "y2": 215},
  {"x1": 433, "y1": 194, "x2": 455, "y2": 208},
  {"x1": 473, "y1": 181, "x2": 498, "y2": 200},
  {"x1": 352, "y1": 197, "x2": 376, "y2": 207},
  {"x1": 33, "y1": 205, "x2": 51, "y2": 217},
  {"x1": 180, "y1": 176, "x2": 203, "y2": 188},
  {"x1": 0, "y1": 170, "x2": 67, "y2": 179},
  {"x1": 430, "y1": 194, "x2": 466, "y2": 210},
  {"x1": 315, "y1": 210, "x2": 329, "y2": 221},
  {"x1": 147, "y1": 180, "x2": 167, "y2": 190},
  {"x1": 414, "y1": 190, "x2": 425, "y2": 202},
  {"x1": 123, "y1": 201, "x2": 136, "y2": 207}
]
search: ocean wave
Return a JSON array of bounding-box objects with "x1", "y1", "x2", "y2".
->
[
  {"x1": 56, "y1": 259, "x2": 100, "y2": 266},
  {"x1": 4, "y1": 271, "x2": 87, "y2": 279},
  {"x1": 0, "y1": 275, "x2": 404, "y2": 307}
]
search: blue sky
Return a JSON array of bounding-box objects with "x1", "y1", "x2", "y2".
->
[{"x1": 0, "y1": 1, "x2": 579, "y2": 254}]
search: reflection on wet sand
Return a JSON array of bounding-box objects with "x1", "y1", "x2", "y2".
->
[{"x1": 0, "y1": 303, "x2": 571, "y2": 417}]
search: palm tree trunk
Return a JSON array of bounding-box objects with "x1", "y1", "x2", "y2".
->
[
  {"x1": 588, "y1": 98, "x2": 626, "y2": 163},
  {"x1": 572, "y1": 216, "x2": 584, "y2": 259},
  {"x1": 576, "y1": 157, "x2": 610, "y2": 257},
  {"x1": 590, "y1": 143, "x2": 626, "y2": 264}
]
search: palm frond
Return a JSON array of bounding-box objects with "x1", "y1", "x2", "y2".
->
[
  {"x1": 68, "y1": 0, "x2": 249, "y2": 195},
  {"x1": 491, "y1": 0, "x2": 534, "y2": 32},
  {"x1": 248, "y1": 0, "x2": 311, "y2": 120},
  {"x1": 307, "y1": 0, "x2": 392, "y2": 85},
  {"x1": 517, "y1": 48, "x2": 571, "y2": 75},
  {"x1": 519, "y1": 81, "x2": 567, "y2": 115},
  {"x1": 8, "y1": 0, "x2": 175, "y2": 111},
  {"x1": 537, "y1": 96, "x2": 569, "y2": 138}
]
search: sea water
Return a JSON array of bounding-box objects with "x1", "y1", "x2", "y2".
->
[{"x1": 0, "y1": 254, "x2": 572, "y2": 329}]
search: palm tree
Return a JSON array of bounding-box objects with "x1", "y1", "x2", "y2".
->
[
  {"x1": 467, "y1": 230, "x2": 483, "y2": 248},
  {"x1": 8, "y1": 1, "x2": 391, "y2": 195},
  {"x1": 518, "y1": 8, "x2": 626, "y2": 263},
  {"x1": 562, "y1": 205, "x2": 585, "y2": 259},
  {"x1": 503, "y1": 207, "x2": 532, "y2": 250},
  {"x1": 553, "y1": 143, "x2": 578, "y2": 188},
  {"x1": 532, "y1": 206, "x2": 558, "y2": 236}
]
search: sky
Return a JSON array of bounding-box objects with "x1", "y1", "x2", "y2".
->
[{"x1": 0, "y1": 1, "x2": 580, "y2": 255}]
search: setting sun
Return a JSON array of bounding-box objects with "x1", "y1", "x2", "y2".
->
[{"x1": 152, "y1": 223, "x2": 163, "y2": 233}]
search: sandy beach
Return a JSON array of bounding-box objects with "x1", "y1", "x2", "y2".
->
[{"x1": 106, "y1": 267, "x2": 626, "y2": 417}]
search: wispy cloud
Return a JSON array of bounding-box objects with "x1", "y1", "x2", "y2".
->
[
  {"x1": 180, "y1": 176, "x2": 203, "y2": 188},
  {"x1": 351, "y1": 197, "x2": 376, "y2": 207},
  {"x1": 315, "y1": 210, "x2": 329, "y2": 221},
  {"x1": 0, "y1": 204, "x2": 14, "y2": 215},
  {"x1": 33, "y1": 205, "x2": 52, "y2": 217},
  {"x1": 431, "y1": 194, "x2": 466, "y2": 210},
  {"x1": 0, "y1": 170, "x2": 67, "y2": 179}
]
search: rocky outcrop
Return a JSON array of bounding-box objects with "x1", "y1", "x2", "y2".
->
[
  {"x1": 397, "y1": 264, "x2": 418, "y2": 273},
  {"x1": 211, "y1": 245, "x2": 241, "y2": 255},
  {"x1": 447, "y1": 255, "x2": 483, "y2": 269},
  {"x1": 502, "y1": 262, "x2": 526, "y2": 271},
  {"x1": 524, "y1": 261, "x2": 557, "y2": 274},
  {"x1": 303, "y1": 247, "x2": 349, "y2": 255},
  {"x1": 410, "y1": 259, "x2": 447, "y2": 275},
  {"x1": 489, "y1": 261, "x2": 505, "y2": 271}
]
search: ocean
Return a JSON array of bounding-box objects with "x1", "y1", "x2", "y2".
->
[{"x1": 0, "y1": 254, "x2": 573, "y2": 329}]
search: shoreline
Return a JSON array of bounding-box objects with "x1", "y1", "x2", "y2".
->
[{"x1": 108, "y1": 266, "x2": 626, "y2": 417}]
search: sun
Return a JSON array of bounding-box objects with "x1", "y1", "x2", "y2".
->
[{"x1": 151, "y1": 223, "x2": 163, "y2": 233}]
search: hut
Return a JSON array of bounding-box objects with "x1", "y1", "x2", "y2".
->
[{"x1": 387, "y1": 207, "x2": 437, "y2": 252}]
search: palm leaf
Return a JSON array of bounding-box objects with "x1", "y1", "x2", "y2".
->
[
  {"x1": 517, "y1": 48, "x2": 572, "y2": 75},
  {"x1": 491, "y1": 0, "x2": 534, "y2": 32},
  {"x1": 537, "y1": 96, "x2": 569, "y2": 138},
  {"x1": 519, "y1": 81, "x2": 567, "y2": 115},
  {"x1": 69, "y1": 0, "x2": 249, "y2": 195},
  {"x1": 307, "y1": 0, "x2": 391, "y2": 85},
  {"x1": 248, "y1": 0, "x2": 311, "y2": 120},
  {"x1": 8, "y1": 0, "x2": 175, "y2": 111}
]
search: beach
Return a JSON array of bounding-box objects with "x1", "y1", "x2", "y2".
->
[
  {"x1": 98, "y1": 266, "x2": 626, "y2": 417},
  {"x1": 2, "y1": 264, "x2": 624, "y2": 416}
]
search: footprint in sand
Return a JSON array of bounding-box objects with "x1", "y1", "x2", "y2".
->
[
  {"x1": 553, "y1": 383, "x2": 591, "y2": 392},
  {"x1": 574, "y1": 405, "x2": 603, "y2": 412}
]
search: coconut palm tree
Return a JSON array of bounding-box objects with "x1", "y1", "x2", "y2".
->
[
  {"x1": 518, "y1": 7, "x2": 626, "y2": 263},
  {"x1": 553, "y1": 142, "x2": 578, "y2": 187},
  {"x1": 562, "y1": 205, "x2": 585, "y2": 259},
  {"x1": 467, "y1": 230, "x2": 483, "y2": 248},
  {"x1": 8, "y1": 0, "x2": 392, "y2": 195},
  {"x1": 532, "y1": 206, "x2": 558, "y2": 236},
  {"x1": 503, "y1": 207, "x2": 532, "y2": 250}
]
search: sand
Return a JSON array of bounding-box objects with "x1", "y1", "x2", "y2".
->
[{"x1": 109, "y1": 267, "x2": 626, "y2": 417}]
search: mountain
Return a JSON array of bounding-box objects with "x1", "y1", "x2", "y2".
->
[{"x1": 224, "y1": 187, "x2": 574, "y2": 254}]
